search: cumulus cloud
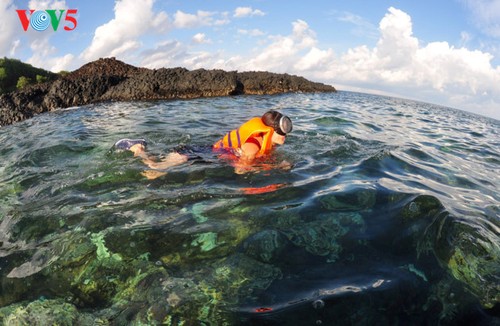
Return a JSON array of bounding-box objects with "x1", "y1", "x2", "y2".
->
[
  {"x1": 173, "y1": 10, "x2": 215, "y2": 28},
  {"x1": 294, "y1": 47, "x2": 334, "y2": 72},
  {"x1": 232, "y1": 20, "x2": 319, "y2": 72},
  {"x1": 192, "y1": 33, "x2": 211, "y2": 44},
  {"x1": 173, "y1": 10, "x2": 230, "y2": 28},
  {"x1": 140, "y1": 40, "x2": 186, "y2": 68},
  {"x1": 139, "y1": 40, "x2": 223, "y2": 70},
  {"x1": 81, "y1": 0, "x2": 168, "y2": 61},
  {"x1": 27, "y1": 41, "x2": 75, "y2": 72},
  {"x1": 331, "y1": 7, "x2": 500, "y2": 117},
  {"x1": 213, "y1": 7, "x2": 499, "y2": 119},
  {"x1": 0, "y1": 0, "x2": 20, "y2": 57},
  {"x1": 0, "y1": 0, "x2": 69, "y2": 57},
  {"x1": 234, "y1": 7, "x2": 265, "y2": 18},
  {"x1": 1, "y1": 0, "x2": 76, "y2": 71},
  {"x1": 5, "y1": 1, "x2": 498, "y2": 119}
]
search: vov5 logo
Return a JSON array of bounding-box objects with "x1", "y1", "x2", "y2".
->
[{"x1": 16, "y1": 9, "x2": 78, "y2": 31}]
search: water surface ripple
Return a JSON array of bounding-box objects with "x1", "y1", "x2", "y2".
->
[{"x1": 0, "y1": 92, "x2": 498, "y2": 325}]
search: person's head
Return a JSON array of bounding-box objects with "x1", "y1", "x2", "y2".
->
[{"x1": 262, "y1": 110, "x2": 292, "y2": 145}]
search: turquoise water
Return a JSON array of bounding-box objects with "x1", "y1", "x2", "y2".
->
[{"x1": 0, "y1": 92, "x2": 498, "y2": 324}]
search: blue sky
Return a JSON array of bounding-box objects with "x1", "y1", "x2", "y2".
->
[{"x1": 1, "y1": 0, "x2": 499, "y2": 119}]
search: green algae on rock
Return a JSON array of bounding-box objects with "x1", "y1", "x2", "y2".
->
[
  {"x1": 429, "y1": 215, "x2": 500, "y2": 309},
  {"x1": 0, "y1": 299, "x2": 98, "y2": 326},
  {"x1": 281, "y1": 213, "x2": 364, "y2": 263}
]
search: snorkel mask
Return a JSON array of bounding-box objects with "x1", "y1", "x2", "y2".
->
[{"x1": 272, "y1": 112, "x2": 293, "y2": 136}]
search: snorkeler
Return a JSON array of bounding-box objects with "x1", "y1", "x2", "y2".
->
[{"x1": 114, "y1": 110, "x2": 293, "y2": 177}]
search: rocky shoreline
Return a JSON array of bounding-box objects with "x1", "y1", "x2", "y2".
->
[{"x1": 0, "y1": 58, "x2": 336, "y2": 127}]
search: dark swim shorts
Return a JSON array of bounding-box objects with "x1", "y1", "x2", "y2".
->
[{"x1": 172, "y1": 144, "x2": 218, "y2": 163}]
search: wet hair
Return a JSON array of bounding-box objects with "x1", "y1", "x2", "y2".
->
[
  {"x1": 262, "y1": 110, "x2": 282, "y2": 128},
  {"x1": 262, "y1": 110, "x2": 293, "y2": 135}
]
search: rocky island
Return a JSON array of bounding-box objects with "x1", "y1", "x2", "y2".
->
[{"x1": 0, "y1": 58, "x2": 336, "y2": 127}]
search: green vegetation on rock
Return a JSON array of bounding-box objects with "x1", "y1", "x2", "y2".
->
[{"x1": 0, "y1": 57, "x2": 57, "y2": 94}]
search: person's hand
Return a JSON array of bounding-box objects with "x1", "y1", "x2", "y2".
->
[
  {"x1": 130, "y1": 143, "x2": 146, "y2": 157},
  {"x1": 143, "y1": 152, "x2": 188, "y2": 170},
  {"x1": 141, "y1": 170, "x2": 167, "y2": 180},
  {"x1": 277, "y1": 160, "x2": 292, "y2": 170},
  {"x1": 233, "y1": 159, "x2": 292, "y2": 174},
  {"x1": 234, "y1": 164, "x2": 257, "y2": 174}
]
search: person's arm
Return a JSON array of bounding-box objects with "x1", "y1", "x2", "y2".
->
[
  {"x1": 232, "y1": 137, "x2": 262, "y2": 174},
  {"x1": 130, "y1": 144, "x2": 188, "y2": 170},
  {"x1": 145, "y1": 153, "x2": 188, "y2": 170},
  {"x1": 232, "y1": 135, "x2": 291, "y2": 174},
  {"x1": 238, "y1": 138, "x2": 260, "y2": 162}
]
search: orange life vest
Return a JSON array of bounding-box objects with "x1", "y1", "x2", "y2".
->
[{"x1": 213, "y1": 117, "x2": 274, "y2": 157}]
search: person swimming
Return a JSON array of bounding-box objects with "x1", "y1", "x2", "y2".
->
[
  {"x1": 213, "y1": 110, "x2": 292, "y2": 161},
  {"x1": 114, "y1": 110, "x2": 292, "y2": 177}
]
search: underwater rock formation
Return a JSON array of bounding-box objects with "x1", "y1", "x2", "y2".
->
[
  {"x1": 432, "y1": 216, "x2": 500, "y2": 309},
  {"x1": 0, "y1": 57, "x2": 336, "y2": 127},
  {"x1": 0, "y1": 196, "x2": 283, "y2": 325},
  {"x1": 0, "y1": 299, "x2": 97, "y2": 325},
  {"x1": 400, "y1": 194, "x2": 500, "y2": 311}
]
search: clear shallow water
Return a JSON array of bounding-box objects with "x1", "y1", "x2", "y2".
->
[{"x1": 0, "y1": 92, "x2": 498, "y2": 324}]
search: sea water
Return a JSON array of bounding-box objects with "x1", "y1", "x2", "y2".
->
[{"x1": 0, "y1": 92, "x2": 498, "y2": 325}]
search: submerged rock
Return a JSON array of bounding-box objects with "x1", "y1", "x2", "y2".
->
[
  {"x1": 0, "y1": 299, "x2": 98, "y2": 326},
  {"x1": 0, "y1": 195, "x2": 278, "y2": 324},
  {"x1": 281, "y1": 213, "x2": 364, "y2": 263},
  {"x1": 0, "y1": 57, "x2": 336, "y2": 127},
  {"x1": 243, "y1": 229, "x2": 289, "y2": 263},
  {"x1": 320, "y1": 188, "x2": 377, "y2": 211},
  {"x1": 401, "y1": 195, "x2": 443, "y2": 221},
  {"x1": 424, "y1": 211, "x2": 500, "y2": 310}
]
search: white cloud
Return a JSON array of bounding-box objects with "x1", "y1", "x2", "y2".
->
[
  {"x1": 330, "y1": 7, "x2": 500, "y2": 118},
  {"x1": 182, "y1": 51, "x2": 217, "y2": 69},
  {"x1": 337, "y1": 11, "x2": 378, "y2": 39},
  {"x1": 5, "y1": 1, "x2": 497, "y2": 119},
  {"x1": 214, "y1": 12, "x2": 231, "y2": 26},
  {"x1": 237, "y1": 29, "x2": 265, "y2": 37},
  {"x1": 192, "y1": 33, "x2": 211, "y2": 44},
  {"x1": 460, "y1": 31, "x2": 472, "y2": 46},
  {"x1": 29, "y1": 52, "x2": 75, "y2": 72},
  {"x1": 173, "y1": 10, "x2": 215, "y2": 29},
  {"x1": 376, "y1": 8, "x2": 418, "y2": 69},
  {"x1": 139, "y1": 40, "x2": 188, "y2": 68},
  {"x1": 234, "y1": 7, "x2": 265, "y2": 18},
  {"x1": 338, "y1": 12, "x2": 372, "y2": 28},
  {"x1": 26, "y1": 37, "x2": 74, "y2": 72},
  {"x1": 211, "y1": 7, "x2": 499, "y2": 119},
  {"x1": 28, "y1": 0, "x2": 67, "y2": 9},
  {"x1": 0, "y1": 0, "x2": 76, "y2": 71},
  {"x1": 139, "y1": 40, "x2": 224, "y2": 70},
  {"x1": 0, "y1": 0, "x2": 20, "y2": 57},
  {"x1": 292, "y1": 20, "x2": 317, "y2": 48},
  {"x1": 81, "y1": 0, "x2": 168, "y2": 61},
  {"x1": 10, "y1": 40, "x2": 21, "y2": 56},
  {"x1": 230, "y1": 20, "x2": 319, "y2": 72},
  {"x1": 461, "y1": 0, "x2": 500, "y2": 37},
  {"x1": 238, "y1": 35, "x2": 295, "y2": 72},
  {"x1": 294, "y1": 47, "x2": 334, "y2": 72}
]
